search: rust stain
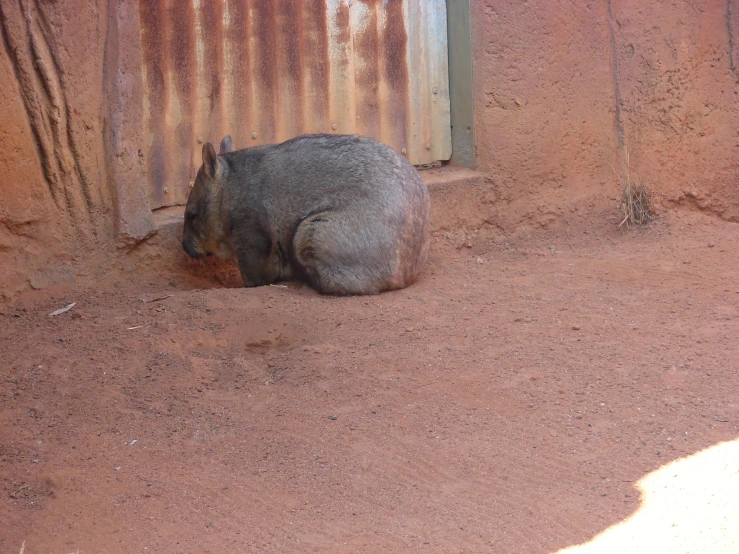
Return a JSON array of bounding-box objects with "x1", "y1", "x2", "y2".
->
[
  {"x1": 301, "y1": 1, "x2": 330, "y2": 133},
  {"x1": 139, "y1": 1, "x2": 168, "y2": 208},
  {"x1": 253, "y1": 1, "x2": 278, "y2": 144},
  {"x1": 334, "y1": 0, "x2": 351, "y2": 56},
  {"x1": 275, "y1": 0, "x2": 304, "y2": 139},
  {"x1": 167, "y1": 0, "x2": 196, "y2": 204},
  {"x1": 227, "y1": 0, "x2": 252, "y2": 148},
  {"x1": 139, "y1": 0, "x2": 450, "y2": 207},
  {"x1": 329, "y1": 0, "x2": 355, "y2": 135},
  {"x1": 352, "y1": 2, "x2": 381, "y2": 139},
  {"x1": 381, "y1": 0, "x2": 409, "y2": 151},
  {"x1": 200, "y1": 0, "x2": 224, "y2": 116}
]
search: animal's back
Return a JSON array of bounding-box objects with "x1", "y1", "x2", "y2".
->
[{"x1": 258, "y1": 134, "x2": 423, "y2": 204}]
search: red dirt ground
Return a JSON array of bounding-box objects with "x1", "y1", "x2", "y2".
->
[{"x1": 1, "y1": 210, "x2": 737, "y2": 553}]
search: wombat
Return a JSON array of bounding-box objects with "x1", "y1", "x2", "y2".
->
[{"x1": 182, "y1": 134, "x2": 430, "y2": 295}]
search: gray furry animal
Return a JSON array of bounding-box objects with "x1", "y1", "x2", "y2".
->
[{"x1": 182, "y1": 134, "x2": 430, "y2": 295}]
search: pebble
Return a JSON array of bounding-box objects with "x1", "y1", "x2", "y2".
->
[{"x1": 572, "y1": 325, "x2": 581, "y2": 330}]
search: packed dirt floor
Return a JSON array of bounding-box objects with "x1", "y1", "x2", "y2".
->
[{"x1": 1, "y1": 208, "x2": 737, "y2": 553}]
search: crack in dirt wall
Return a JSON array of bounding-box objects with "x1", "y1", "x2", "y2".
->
[
  {"x1": 728, "y1": 0, "x2": 738, "y2": 78},
  {"x1": 605, "y1": 0, "x2": 626, "y2": 176}
]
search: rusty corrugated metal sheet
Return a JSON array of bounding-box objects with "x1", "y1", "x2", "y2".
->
[{"x1": 139, "y1": 0, "x2": 451, "y2": 208}]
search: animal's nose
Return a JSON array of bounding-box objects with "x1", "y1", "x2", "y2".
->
[
  {"x1": 182, "y1": 236, "x2": 195, "y2": 257},
  {"x1": 182, "y1": 236, "x2": 204, "y2": 258}
]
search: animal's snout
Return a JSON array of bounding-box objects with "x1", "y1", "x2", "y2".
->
[{"x1": 182, "y1": 235, "x2": 204, "y2": 259}]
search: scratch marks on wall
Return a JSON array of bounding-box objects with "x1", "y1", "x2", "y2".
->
[{"x1": 0, "y1": 0, "x2": 95, "y2": 233}]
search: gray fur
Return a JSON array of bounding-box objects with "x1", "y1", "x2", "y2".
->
[{"x1": 182, "y1": 134, "x2": 430, "y2": 295}]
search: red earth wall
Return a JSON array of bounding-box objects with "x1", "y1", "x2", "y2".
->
[
  {"x1": 471, "y1": 0, "x2": 739, "y2": 228},
  {"x1": 1, "y1": 0, "x2": 737, "y2": 297},
  {"x1": 0, "y1": 0, "x2": 153, "y2": 297}
]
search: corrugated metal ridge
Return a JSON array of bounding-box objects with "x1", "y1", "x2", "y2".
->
[{"x1": 140, "y1": 0, "x2": 451, "y2": 207}]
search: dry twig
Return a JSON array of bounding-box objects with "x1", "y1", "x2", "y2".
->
[{"x1": 618, "y1": 147, "x2": 652, "y2": 229}]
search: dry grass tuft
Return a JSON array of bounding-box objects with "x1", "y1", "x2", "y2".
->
[{"x1": 618, "y1": 148, "x2": 653, "y2": 229}]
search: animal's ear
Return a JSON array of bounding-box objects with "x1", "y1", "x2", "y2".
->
[
  {"x1": 219, "y1": 135, "x2": 234, "y2": 154},
  {"x1": 203, "y1": 142, "x2": 218, "y2": 179}
]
